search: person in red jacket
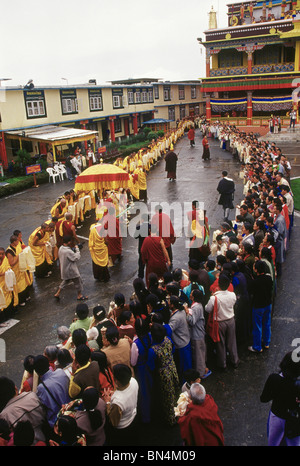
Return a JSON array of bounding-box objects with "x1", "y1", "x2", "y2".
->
[
  {"x1": 202, "y1": 135, "x2": 210, "y2": 160},
  {"x1": 177, "y1": 382, "x2": 224, "y2": 446},
  {"x1": 188, "y1": 127, "x2": 195, "y2": 147}
]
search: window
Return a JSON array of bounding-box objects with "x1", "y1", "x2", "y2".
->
[
  {"x1": 135, "y1": 91, "x2": 141, "y2": 103},
  {"x1": 89, "y1": 89, "x2": 103, "y2": 112},
  {"x1": 179, "y1": 86, "x2": 185, "y2": 100},
  {"x1": 164, "y1": 86, "x2": 171, "y2": 101},
  {"x1": 113, "y1": 95, "x2": 121, "y2": 108},
  {"x1": 26, "y1": 100, "x2": 45, "y2": 117},
  {"x1": 154, "y1": 86, "x2": 159, "y2": 99},
  {"x1": 90, "y1": 95, "x2": 102, "y2": 111},
  {"x1": 191, "y1": 86, "x2": 197, "y2": 99},
  {"x1": 62, "y1": 98, "x2": 78, "y2": 114},
  {"x1": 24, "y1": 90, "x2": 47, "y2": 119},
  {"x1": 60, "y1": 89, "x2": 78, "y2": 114},
  {"x1": 254, "y1": 45, "x2": 281, "y2": 65},
  {"x1": 168, "y1": 106, "x2": 175, "y2": 121},
  {"x1": 180, "y1": 106, "x2": 185, "y2": 119},
  {"x1": 148, "y1": 89, "x2": 153, "y2": 102},
  {"x1": 114, "y1": 119, "x2": 122, "y2": 132},
  {"x1": 219, "y1": 49, "x2": 242, "y2": 68},
  {"x1": 141, "y1": 91, "x2": 148, "y2": 103},
  {"x1": 128, "y1": 90, "x2": 134, "y2": 104}
]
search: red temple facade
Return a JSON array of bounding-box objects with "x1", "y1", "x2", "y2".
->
[{"x1": 199, "y1": 1, "x2": 300, "y2": 128}]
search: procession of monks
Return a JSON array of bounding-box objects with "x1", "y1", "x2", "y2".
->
[{"x1": 0, "y1": 119, "x2": 194, "y2": 322}]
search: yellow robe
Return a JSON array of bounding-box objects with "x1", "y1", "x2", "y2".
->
[
  {"x1": 28, "y1": 227, "x2": 53, "y2": 267},
  {"x1": 50, "y1": 201, "x2": 68, "y2": 219},
  {"x1": 0, "y1": 256, "x2": 18, "y2": 310},
  {"x1": 129, "y1": 173, "x2": 139, "y2": 200},
  {"x1": 5, "y1": 246, "x2": 31, "y2": 296},
  {"x1": 88, "y1": 224, "x2": 109, "y2": 267},
  {"x1": 16, "y1": 241, "x2": 34, "y2": 285},
  {"x1": 135, "y1": 168, "x2": 147, "y2": 191}
]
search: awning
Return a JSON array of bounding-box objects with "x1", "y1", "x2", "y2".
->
[
  {"x1": 142, "y1": 119, "x2": 172, "y2": 124},
  {"x1": 5, "y1": 125, "x2": 98, "y2": 146}
]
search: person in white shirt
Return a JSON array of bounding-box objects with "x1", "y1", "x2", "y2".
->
[
  {"x1": 103, "y1": 364, "x2": 138, "y2": 446},
  {"x1": 205, "y1": 274, "x2": 239, "y2": 370},
  {"x1": 280, "y1": 185, "x2": 294, "y2": 239}
]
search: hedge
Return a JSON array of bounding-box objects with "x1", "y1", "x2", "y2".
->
[{"x1": 0, "y1": 172, "x2": 49, "y2": 198}]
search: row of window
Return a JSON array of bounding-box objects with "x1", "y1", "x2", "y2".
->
[
  {"x1": 24, "y1": 85, "x2": 199, "y2": 119},
  {"x1": 168, "y1": 104, "x2": 200, "y2": 121}
]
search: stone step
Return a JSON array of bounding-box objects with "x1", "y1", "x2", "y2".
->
[{"x1": 259, "y1": 128, "x2": 300, "y2": 142}]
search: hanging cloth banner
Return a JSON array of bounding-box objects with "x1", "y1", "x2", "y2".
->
[
  {"x1": 252, "y1": 95, "x2": 293, "y2": 112},
  {"x1": 211, "y1": 97, "x2": 247, "y2": 113}
]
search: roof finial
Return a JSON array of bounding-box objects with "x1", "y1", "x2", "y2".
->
[{"x1": 208, "y1": 5, "x2": 218, "y2": 29}]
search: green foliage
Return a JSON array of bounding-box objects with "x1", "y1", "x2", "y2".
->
[
  {"x1": 147, "y1": 131, "x2": 159, "y2": 140},
  {"x1": 0, "y1": 171, "x2": 49, "y2": 198},
  {"x1": 13, "y1": 149, "x2": 33, "y2": 175},
  {"x1": 36, "y1": 157, "x2": 47, "y2": 171},
  {"x1": 290, "y1": 178, "x2": 300, "y2": 211},
  {"x1": 143, "y1": 126, "x2": 152, "y2": 136}
]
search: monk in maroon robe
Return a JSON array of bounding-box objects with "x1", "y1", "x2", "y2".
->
[
  {"x1": 151, "y1": 206, "x2": 176, "y2": 264},
  {"x1": 102, "y1": 207, "x2": 122, "y2": 264},
  {"x1": 178, "y1": 391, "x2": 224, "y2": 446},
  {"x1": 141, "y1": 228, "x2": 171, "y2": 287}
]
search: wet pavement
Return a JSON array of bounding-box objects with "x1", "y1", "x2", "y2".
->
[{"x1": 0, "y1": 128, "x2": 299, "y2": 446}]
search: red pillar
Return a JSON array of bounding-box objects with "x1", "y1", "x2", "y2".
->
[
  {"x1": 0, "y1": 132, "x2": 8, "y2": 169},
  {"x1": 133, "y1": 114, "x2": 138, "y2": 135},
  {"x1": 206, "y1": 94, "x2": 211, "y2": 123},
  {"x1": 124, "y1": 118, "x2": 129, "y2": 137},
  {"x1": 109, "y1": 117, "x2": 116, "y2": 142},
  {"x1": 247, "y1": 92, "x2": 253, "y2": 126},
  {"x1": 247, "y1": 51, "x2": 253, "y2": 75}
]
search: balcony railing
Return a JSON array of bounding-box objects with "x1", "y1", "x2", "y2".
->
[{"x1": 209, "y1": 62, "x2": 295, "y2": 77}]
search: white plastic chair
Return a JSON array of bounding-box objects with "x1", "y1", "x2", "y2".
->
[
  {"x1": 53, "y1": 164, "x2": 63, "y2": 181},
  {"x1": 46, "y1": 167, "x2": 60, "y2": 183},
  {"x1": 56, "y1": 163, "x2": 68, "y2": 181}
]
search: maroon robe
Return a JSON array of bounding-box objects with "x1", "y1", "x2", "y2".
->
[
  {"x1": 151, "y1": 212, "x2": 175, "y2": 249},
  {"x1": 141, "y1": 235, "x2": 168, "y2": 286},
  {"x1": 102, "y1": 213, "x2": 122, "y2": 260},
  {"x1": 178, "y1": 395, "x2": 224, "y2": 446}
]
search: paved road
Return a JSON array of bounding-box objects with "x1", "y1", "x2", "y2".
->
[{"x1": 0, "y1": 129, "x2": 299, "y2": 446}]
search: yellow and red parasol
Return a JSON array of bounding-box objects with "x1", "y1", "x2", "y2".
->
[{"x1": 74, "y1": 163, "x2": 130, "y2": 193}]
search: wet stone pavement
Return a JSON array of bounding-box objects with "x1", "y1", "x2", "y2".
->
[{"x1": 0, "y1": 128, "x2": 299, "y2": 446}]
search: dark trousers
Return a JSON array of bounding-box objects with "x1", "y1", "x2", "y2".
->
[{"x1": 138, "y1": 254, "x2": 145, "y2": 279}]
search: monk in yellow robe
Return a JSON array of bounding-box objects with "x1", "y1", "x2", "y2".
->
[
  {"x1": 0, "y1": 247, "x2": 18, "y2": 321},
  {"x1": 13, "y1": 229, "x2": 33, "y2": 286},
  {"x1": 134, "y1": 162, "x2": 147, "y2": 202},
  {"x1": 128, "y1": 170, "x2": 139, "y2": 201},
  {"x1": 28, "y1": 223, "x2": 53, "y2": 278},
  {"x1": 50, "y1": 198, "x2": 68, "y2": 220},
  {"x1": 6, "y1": 236, "x2": 32, "y2": 306},
  {"x1": 88, "y1": 223, "x2": 110, "y2": 282}
]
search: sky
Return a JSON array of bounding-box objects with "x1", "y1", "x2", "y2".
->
[{"x1": 0, "y1": 0, "x2": 230, "y2": 87}]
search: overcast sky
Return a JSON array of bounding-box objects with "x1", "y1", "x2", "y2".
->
[{"x1": 0, "y1": 0, "x2": 229, "y2": 87}]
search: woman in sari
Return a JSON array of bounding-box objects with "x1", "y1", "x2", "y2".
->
[
  {"x1": 149, "y1": 323, "x2": 180, "y2": 426},
  {"x1": 130, "y1": 317, "x2": 155, "y2": 423}
]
